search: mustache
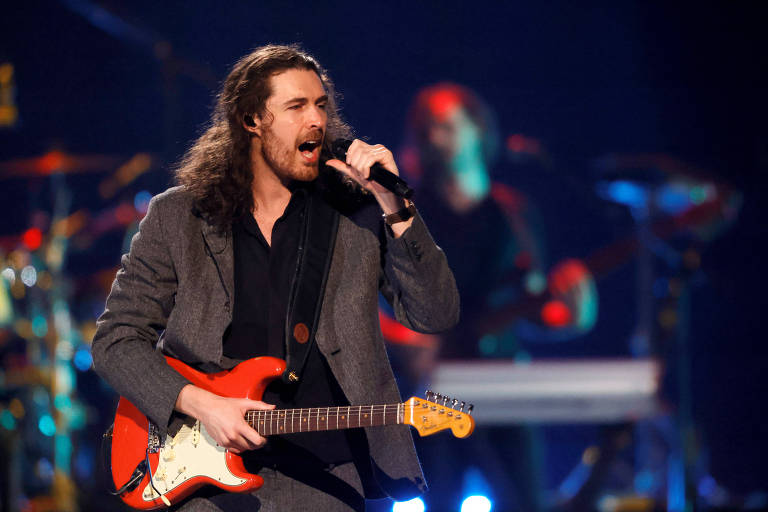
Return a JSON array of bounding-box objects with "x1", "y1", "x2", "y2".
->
[{"x1": 302, "y1": 129, "x2": 325, "y2": 143}]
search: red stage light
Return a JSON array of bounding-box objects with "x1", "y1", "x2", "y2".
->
[
  {"x1": 115, "y1": 203, "x2": 135, "y2": 225},
  {"x1": 427, "y1": 88, "x2": 462, "y2": 121},
  {"x1": 541, "y1": 300, "x2": 572, "y2": 327},
  {"x1": 37, "y1": 150, "x2": 66, "y2": 174},
  {"x1": 22, "y1": 228, "x2": 42, "y2": 250}
]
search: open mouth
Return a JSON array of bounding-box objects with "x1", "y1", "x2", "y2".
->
[{"x1": 298, "y1": 139, "x2": 321, "y2": 162}]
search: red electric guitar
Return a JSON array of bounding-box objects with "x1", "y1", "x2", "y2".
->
[{"x1": 107, "y1": 356, "x2": 475, "y2": 510}]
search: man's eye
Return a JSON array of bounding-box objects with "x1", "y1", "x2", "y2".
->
[
  {"x1": 288, "y1": 105, "x2": 301, "y2": 110},
  {"x1": 317, "y1": 103, "x2": 327, "y2": 110}
]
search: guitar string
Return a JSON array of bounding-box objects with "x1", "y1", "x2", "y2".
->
[{"x1": 243, "y1": 403, "x2": 444, "y2": 434}]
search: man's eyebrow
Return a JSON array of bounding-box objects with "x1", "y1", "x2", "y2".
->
[{"x1": 282, "y1": 94, "x2": 328, "y2": 106}]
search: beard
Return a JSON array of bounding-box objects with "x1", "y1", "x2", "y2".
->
[{"x1": 260, "y1": 126, "x2": 319, "y2": 183}]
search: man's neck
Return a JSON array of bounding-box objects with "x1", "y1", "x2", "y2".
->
[
  {"x1": 251, "y1": 168, "x2": 292, "y2": 218},
  {"x1": 249, "y1": 143, "x2": 293, "y2": 218}
]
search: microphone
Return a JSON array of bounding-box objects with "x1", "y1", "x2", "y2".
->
[{"x1": 330, "y1": 139, "x2": 414, "y2": 199}]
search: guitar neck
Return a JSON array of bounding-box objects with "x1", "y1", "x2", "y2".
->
[{"x1": 246, "y1": 404, "x2": 403, "y2": 436}]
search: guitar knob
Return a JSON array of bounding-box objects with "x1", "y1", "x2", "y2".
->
[
  {"x1": 452, "y1": 399, "x2": 459, "y2": 409},
  {"x1": 460, "y1": 401, "x2": 466, "y2": 412},
  {"x1": 467, "y1": 404, "x2": 474, "y2": 415}
]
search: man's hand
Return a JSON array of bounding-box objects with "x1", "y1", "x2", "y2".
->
[
  {"x1": 325, "y1": 139, "x2": 414, "y2": 237},
  {"x1": 175, "y1": 384, "x2": 274, "y2": 454}
]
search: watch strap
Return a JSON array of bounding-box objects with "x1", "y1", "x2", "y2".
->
[{"x1": 383, "y1": 200, "x2": 416, "y2": 225}]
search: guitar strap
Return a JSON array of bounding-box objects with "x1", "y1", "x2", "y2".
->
[{"x1": 282, "y1": 191, "x2": 339, "y2": 384}]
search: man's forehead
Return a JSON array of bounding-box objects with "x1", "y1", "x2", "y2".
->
[{"x1": 268, "y1": 69, "x2": 326, "y2": 101}]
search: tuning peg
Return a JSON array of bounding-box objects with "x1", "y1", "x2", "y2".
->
[
  {"x1": 452, "y1": 399, "x2": 459, "y2": 409},
  {"x1": 459, "y1": 401, "x2": 466, "y2": 412},
  {"x1": 467, "y1": 404, "x2": 474, "y2": 415},
  {"x1": 425, "y1": 390, "x2": 433, "y2": 401},
  {"x1": 442, "y1": 395, "x2": 449, "y2": 406}
]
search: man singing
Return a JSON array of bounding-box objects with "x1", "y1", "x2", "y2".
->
[{"x1": 92, "y1": 45, "x2": 459, "y2": 511}]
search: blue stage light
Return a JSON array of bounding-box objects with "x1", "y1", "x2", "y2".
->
[
  {"x1": 134, "y1": 190, "x2": 152, "y2": 214},
  {"x1": 38, "y1": 414, "x2": 56, "y2": 436},
  {"x1": 596, "y1": 180, "x2": 648, "y2": 209},
  {"x1": 460, "y1": 495, "x2": 492, "y2": 512},
  {"x1": 392, "y1": 497, "x2": 425, "y2": 512},
  {"x1": 73, "y1": 346, "x2": 93, "y2": 371}
]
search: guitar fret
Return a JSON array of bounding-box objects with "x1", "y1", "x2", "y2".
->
[{"x1": 247, "y1": 403, "x2": 408, "y2": 435}]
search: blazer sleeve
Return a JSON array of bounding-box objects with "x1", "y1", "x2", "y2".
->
[
  {"x1": 91, "y1": 195, "x2": 191, "y2": 438},
  {"x1": 379, "y1": 210, "x2": 460, "y2": 333}
]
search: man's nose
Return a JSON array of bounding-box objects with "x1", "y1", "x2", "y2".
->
[{"x1": 306, "y1": 106, "x2": 326, "y2": 128}]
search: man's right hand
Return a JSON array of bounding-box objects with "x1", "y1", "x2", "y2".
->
[{"x1": 175, "y1": 384, "x2": 275, "y2": 454}]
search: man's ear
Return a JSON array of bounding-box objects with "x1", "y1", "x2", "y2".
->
[{"x1": 243, "y1": 114, "x2": 261, "y2": 136}]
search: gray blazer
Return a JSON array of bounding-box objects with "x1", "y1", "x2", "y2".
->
[{"x1": 92, "y1": 186, "x2": 459, "y2": 500}]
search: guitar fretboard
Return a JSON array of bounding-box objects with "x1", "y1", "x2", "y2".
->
[{"x1": 246, "y1": 404, "x2": 404, "y2": 436}]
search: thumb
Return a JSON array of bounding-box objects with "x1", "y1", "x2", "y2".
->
[{"x1": 324, "y1": 158, "x2": 349, "y2": 172}]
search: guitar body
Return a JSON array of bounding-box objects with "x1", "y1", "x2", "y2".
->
[{"x1": 110, "y1": 356, "x2": 286, "y2": 510}]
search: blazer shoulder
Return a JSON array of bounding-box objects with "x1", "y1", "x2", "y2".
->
[
  {"x1": 145, "y1": 186, "x2": 200, "y2": 224},
  {"x1": 150, "y1": 185, "x2": 194, "y2": 211}
]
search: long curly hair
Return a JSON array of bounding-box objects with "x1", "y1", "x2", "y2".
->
[{"x1": 174, "y1": 44, "x2": 352, "y2": 231}]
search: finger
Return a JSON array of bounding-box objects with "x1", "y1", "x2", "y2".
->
[
  {"x1": 240, "y1": 424, "x2": 267, "y2": 450},
  {"x1": 325, "y1": 158, "x2": 352, "y2": 174},
  {"x1": 325, "y1": 159, "x2": 366, "y2": 186},
  {"x1": 245, "y1": 399, "x2": 276, "y2": 410}
]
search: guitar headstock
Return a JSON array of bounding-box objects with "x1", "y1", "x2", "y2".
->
[{"x1": 402, "y1": 391, "x2": 475, "y2": 438}]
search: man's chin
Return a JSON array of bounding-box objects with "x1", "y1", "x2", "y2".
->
[{"x1": 292, "y1": 164, "x2": 319, "y2": 182}]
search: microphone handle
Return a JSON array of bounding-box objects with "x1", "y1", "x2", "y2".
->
[
  {"x1": 330, "y1": 139, "x2": 414, "y2": 199},
  {"x1": 368, "y1": 163, "x2": 414, "y2": 199}
]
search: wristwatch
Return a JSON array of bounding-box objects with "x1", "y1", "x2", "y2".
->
[{"x1": 383, "y1": 199, "x2": 416, "y2": 225}]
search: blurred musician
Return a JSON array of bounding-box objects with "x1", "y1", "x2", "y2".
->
[{"x1": 383, "y1": 83, "x2": 598, "y2": 511}]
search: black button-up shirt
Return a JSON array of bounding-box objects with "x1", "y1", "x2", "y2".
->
[{"x1": 223, "y1": 184, "x2": 353, "y2": 466}]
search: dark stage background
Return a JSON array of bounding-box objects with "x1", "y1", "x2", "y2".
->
[{"x1": 1, "y1": 2, "x2": 766, "y2": 511}]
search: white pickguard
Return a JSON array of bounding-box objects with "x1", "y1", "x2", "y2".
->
[{"x1": 141, "y1": 420, "x2": 247, "y2": 502}]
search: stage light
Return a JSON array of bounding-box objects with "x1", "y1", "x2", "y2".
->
[
  {"x1": 0, "y1": 409, "x2": 16, "y2": 430},
  {"x1": 54, "y1": 394, "x2": 72, "y2": 411},
  {"x1": 460, "y1": 495, "x2": 492, "y2": 512},
  {"x1": 1, "y1": 267, "x2": 15, "y2": 284},
  {"x1": 38, "y1": 414, "x2": 56, "y2": 436},
  {"x1": 596, "y1": 180, "x2": 648, "y2": 208},
  {"x1": 22, "y1": 227, "x2": 43, "y2": 251},
  {"x1": 392, "y1": 497, "x2": 425, "y2": 512},
  {"x1": 73, "y1": 346, "x2": 93, "y2": 371},
  {"x1": 134, "y1": 190, "x2": 152, "y2": 214},
  {"x1": 20, "y1": 265, "x2": 37, "y2": 287},
  {"x1": 31, "y1": 314, "x2": 48, "y2": 337},
  {"x1": 541, "y1": 300, "x2": 572, "y2": 327}
]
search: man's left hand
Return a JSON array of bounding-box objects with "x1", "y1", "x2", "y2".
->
[{"x1": 325, "y1": 139, "x2": 413, "y2": 236}]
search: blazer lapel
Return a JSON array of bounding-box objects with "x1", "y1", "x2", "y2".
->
[{"x1": 201, "y1": 221, "x2": 234, "y2": 302}]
